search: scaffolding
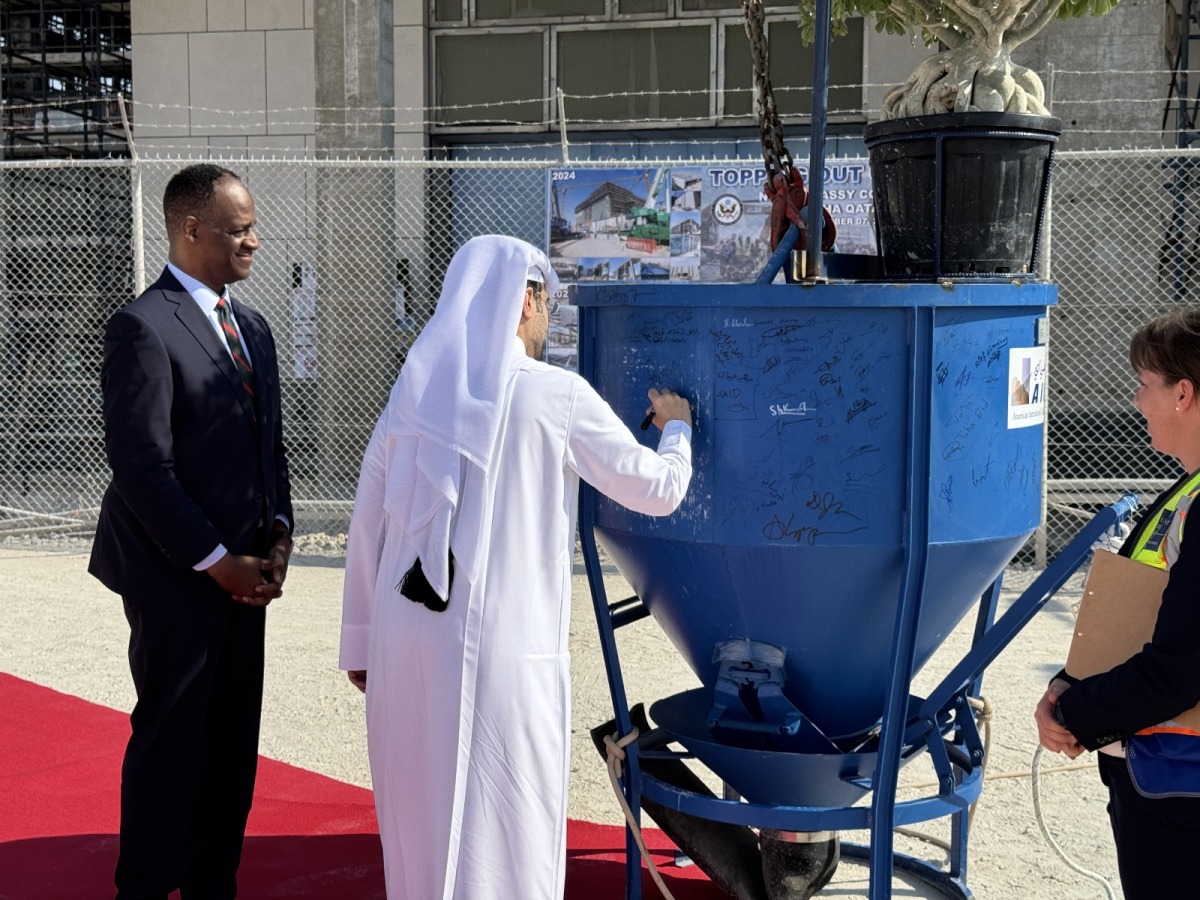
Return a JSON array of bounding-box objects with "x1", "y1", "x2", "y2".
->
[{"x1": 1, "y1": 0, "x2": 131, "y2": 159}]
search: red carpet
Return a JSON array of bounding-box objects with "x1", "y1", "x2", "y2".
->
[{"x1": 0, "y1": 673, "x2": 723, "y2": 899}]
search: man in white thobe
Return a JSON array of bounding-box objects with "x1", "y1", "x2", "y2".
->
[{"x1": 339, "y1": 234, "x2": 693, "y2": 900}]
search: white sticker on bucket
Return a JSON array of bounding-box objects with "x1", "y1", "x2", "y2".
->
[{"x1": 1007, "y1": 346, "x2": 1047, "y2": 429}]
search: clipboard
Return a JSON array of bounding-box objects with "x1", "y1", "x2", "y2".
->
[{"x1": 1065, "y1": 550, "x2": 1200, "y2": 731}]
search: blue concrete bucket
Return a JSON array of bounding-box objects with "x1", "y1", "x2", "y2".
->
[{"x1": 577, "y1": 279, "x2": 1052, "y2": 808}]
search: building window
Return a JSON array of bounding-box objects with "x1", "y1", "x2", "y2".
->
[
  {"x1": 680, "y1": 0, "x2": 745, "y2": 10},
  {"x1": 429, "y1": 5, "x2": 863, "y2": 133},
  {"x1": 433, "y1": 0, "x2": 464, "y2": 24},
  {"x1": 557, "y1": 24, "x2": 712, "y2": 125},
  {"x1": 475, "y1": 0, "x2": 605, "y2": 19},
  {"x1": 723, "y1": 17, "x2": 863, "y2": 120},
  {"x1": 617, "y1": 0, "x2": 668, "y2": 13},
  {"x1": 434, "y1": 30, "x2": 545, "y2": 126}
]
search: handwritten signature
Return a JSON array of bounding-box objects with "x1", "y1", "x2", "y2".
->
[
  {"x1": 846, "y1": 397, "x2": 877, "y2": 422},
  {"x1": 770, "y1": 402, "x2": 809, "y2": 416},
  {"x1": 939, "y1": 475, "x2": 954, "y2": 510},
  {"x1": 762, "y1": 512, "x2": 867, "y2": 544},
  {"x1": 806, "y1": 490, "x2": 860, "y2": 521}
]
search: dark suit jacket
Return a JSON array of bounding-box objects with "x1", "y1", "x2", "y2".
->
[{"x1": 89, "y1": 268, "x2": 293, "y2": 601}]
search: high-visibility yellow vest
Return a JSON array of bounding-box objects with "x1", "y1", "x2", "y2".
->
[
  {"x1": 1127, "y1": 469, "x2": 1200, "y2": 569},
  {"x1": 1125, "y1": 469, "x2": 1200, "y2": 743}
]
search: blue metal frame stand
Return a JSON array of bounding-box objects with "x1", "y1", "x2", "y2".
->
[{"x1": 579, "y1": 492, "x2": 1137, "y2": 899}]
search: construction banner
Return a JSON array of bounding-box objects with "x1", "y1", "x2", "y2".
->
[
  {"x1": 543, "y1": 162, "x2": 876, "y2": 370},
  {"x1": 545, "y1": 161, "x2": 876, "y2": 289}
]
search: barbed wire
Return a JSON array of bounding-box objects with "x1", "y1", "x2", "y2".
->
[
  {"x1": 2, "y1": 139, "x2": 1196, "y2": 167},
  {"x1": 7, "y1": 111, "x2": 1180, "y2": 134},
  {"x1": 2, "y1": 67, "x2": 1191, "y2": 117},
  {"x1": 0, "y1": 134, "x2": 1182, "y2": 158},
  {"x1": 4, "y1": 70, "x2": 1200, "y2": 158}
]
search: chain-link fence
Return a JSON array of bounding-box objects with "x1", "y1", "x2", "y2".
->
[
  {"x1": 0, "y1": 156, "x2": 555, "y2": 539},
  {"x1": 1041, "y1": 148, "x2": 1199, "y2": 560},
  {"x1": 0, "y1": 150, "x2": 1195, "y2": 558}
]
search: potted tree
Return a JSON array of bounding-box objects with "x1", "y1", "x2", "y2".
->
[{"x1": 792, "y1": 0, "x2": 1119, "y2": 276}]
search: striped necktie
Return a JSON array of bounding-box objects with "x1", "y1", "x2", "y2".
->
[{"x1": 215, "y1": 296, "x2": 255, "y2": 406}]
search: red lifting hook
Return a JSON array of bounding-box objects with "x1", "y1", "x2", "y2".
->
[{"x1": 763, "y1": 168, "x2": 837, "y2": 255}]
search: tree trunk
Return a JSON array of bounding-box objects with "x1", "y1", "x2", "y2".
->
[{"x1": 882, "y1": 46, "x2": 1048, "y2": 120}]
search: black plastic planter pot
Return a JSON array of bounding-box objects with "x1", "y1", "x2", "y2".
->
[{"x1": 864, "y1": 111, "x2": 1061, "y2": 279}]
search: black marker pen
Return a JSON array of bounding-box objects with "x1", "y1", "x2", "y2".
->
[{"x1": 640, "y1": 411, "x2": 655, "y2": 431}]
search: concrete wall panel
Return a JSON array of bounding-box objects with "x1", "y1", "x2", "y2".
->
[
  {"x1": 206, "y1": 136, "x2": 250, "y2": 157},
  {"x1": 1019, "y1": 0, "x2": 1168, "y2": 150},
  {"x1": 267, "y1": 30, "x2": 317, "y2": 134},
  {"x1": 394, "y1": 25, "x2": 425, "y2": 136},
  {"x1": 207, "y1": 0, "x2": 247, "y2": 32},
  {"x1": 393, "y1": 132, "x2": 426, "y2": 158},
  {"x1": 133, "y1": 0, "x2": 207, "y2": 34},
  {"x1": 131, "y1": 34, "x2": 193, "y2": 137},
  {"x1": 188, "y1": 31, "x2": 268, "y2": 134},
  {"x1": 248, "y1": 0, "x2": 307, "y2": 31},
  {"x1": 248, "y1": 135, "x2": 311, "y2": 155},
  {"x1": 395, "y1": 0, "x2": 423, "y2": 27},
  {"x1": 864, "y1": 30, "x2": 932, "y2": 120}
]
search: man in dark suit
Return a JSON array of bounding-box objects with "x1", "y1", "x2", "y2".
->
[{"x1": 89, "y1": 164, "x2": 294, "y2": 900}]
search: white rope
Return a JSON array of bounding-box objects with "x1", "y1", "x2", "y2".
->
[
  {"x1": 603, "y1": 728, "x2": 677, "y2": 900},
  {"x1": 1030, "y1": 745, "x2": 1118, "y2": 900}
]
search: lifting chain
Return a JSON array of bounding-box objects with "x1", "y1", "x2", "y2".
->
[
  {"x1": 741, "y1": 0, "x2": 836, "y2": 255},
  {"x1": 743, "y1": 0, "x2": 793, "y2": 186}
]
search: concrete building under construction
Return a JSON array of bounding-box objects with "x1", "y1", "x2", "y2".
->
[{"x1": 1, "y1": 1, "x2": 131, "y2": 159}]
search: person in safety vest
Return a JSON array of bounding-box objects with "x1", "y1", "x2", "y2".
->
[{"x1": 1035, "y1": 308, "x2": 1200, "y2": 900}]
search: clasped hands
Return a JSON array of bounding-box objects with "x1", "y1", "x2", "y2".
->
[
  {"x1": 1034, "y1": 677, "x2": 1085, "y2": 759},
  {"x1": 207, "y1": 522, "x2": 294, "y2": 606}
]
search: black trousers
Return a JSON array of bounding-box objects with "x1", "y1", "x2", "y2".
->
[
  {"x1": 1098, "y1": 751, "x2": 1200, "y2": 900},
  {"x1": 115, "y1": 586, "x2": 266, "y2": 900}
]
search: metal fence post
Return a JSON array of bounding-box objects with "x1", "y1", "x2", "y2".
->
[{"x1": 118, "y1": 95, "x2": 145, "y2": 296}]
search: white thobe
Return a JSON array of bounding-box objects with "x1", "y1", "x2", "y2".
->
[{"x1": 340, "y1": 348, "x2": 692, "y2": 900}]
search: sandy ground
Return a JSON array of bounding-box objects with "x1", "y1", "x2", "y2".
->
[{"x1": 0, "y1": 536, "x2": 1124, "y2": 899}]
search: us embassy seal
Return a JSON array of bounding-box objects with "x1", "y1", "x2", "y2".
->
[{"x1": 712, "y1": 194, "x2": 743, "y2": 226}]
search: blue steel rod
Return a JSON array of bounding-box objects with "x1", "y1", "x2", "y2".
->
[
  {"x1": 941, "y1": 576, "x2": 1008, "y2": 882},
  {"x1": 969, "y1": 578, "x2": 1004, "y2": 701},
  {"x1": 916, "y1": 493, "x2": 1138, "y2": 727},
  {"x1": 575, "y1": 305, "x2": 646, "y2": 900},
  {"x1": 756, "y1": 221, "x2": 802, "y2": 283},
  {"x1": 578, "y1": 511, "x2": 645, "y2": 900},
  {"x1": 868, "y1": 307, "x2": 935, "y2": 899},
  {"x1": 806, "y1": 0, "x2": 833, "y2": 276}
]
